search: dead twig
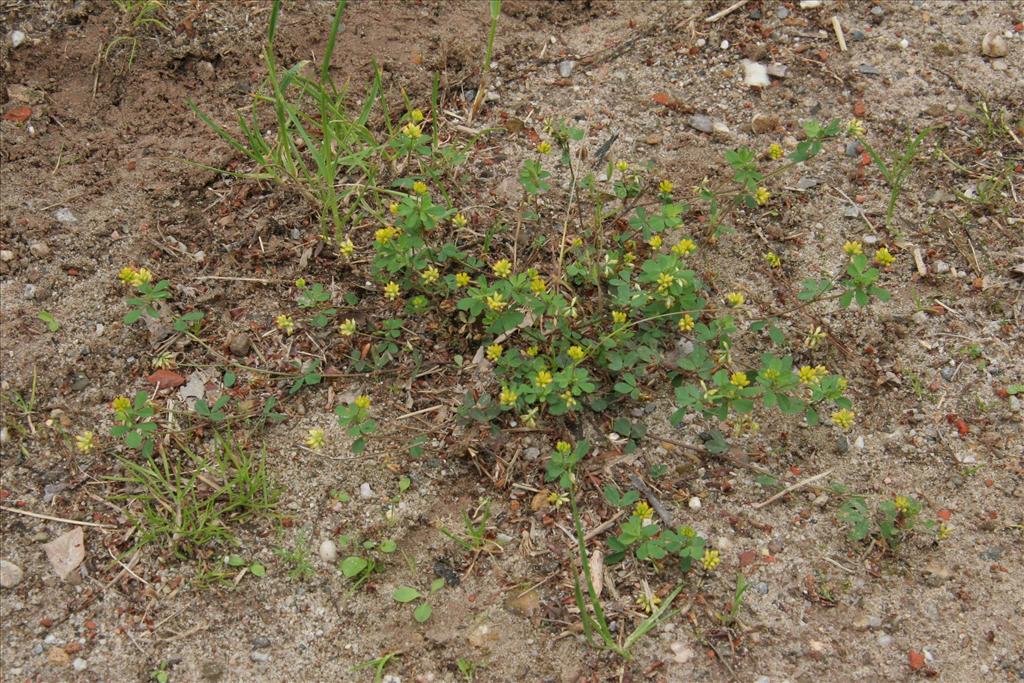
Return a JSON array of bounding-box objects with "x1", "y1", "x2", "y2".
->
[
  {"x1": 629, "y1": 475, "x2": 674, "y2": 527},
  {"x1": 752, "y1": 469, "x2": 834, "y2": 510},
  {"x1": 704, "y1": 0, "x2": 749, "y2": 23},
  {"x1": 0, "y1": 505, "x2": 115, "y2": 529}
]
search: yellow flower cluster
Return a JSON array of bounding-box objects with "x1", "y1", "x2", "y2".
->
[
  {"x1": 421, "y1": 266, "x2": 439, "y2": 284},
  {"x1": 830, "y1": 408, "x2": 855, "y2": 429},
  {"x1": 492, "y1": 259, "x2": 512, "y2": 278},
  {"x1": 354, "y1": 395, "x2": 371, "y2": 410},
  {"x1": 530, "y1": 275, "x2": 546, "y2": 294},
  {"x1": 797, "y1": 365, "x2": 828, "y2": 385},
  {"x1": 375, "y1": 226, "x2": 400, "y2": 245},
  {"x1": 75, "y1": 431, "x2": 96, "y2": 453},
  {"x1": 537, "y1": 141, "x2": 552, "y2": 154},
  {"x1": 754, "y1": 186, "x2": 771, "y2": 206},
  {"x1": 648, "y1": 235, "x2": 663, "y2": 250},
  {"x1": 678, "y1": 313, "x2": 694, "y2": 332},
  {"x1": 118, "y1": 266, "x2": 153, "y2": 287},
  {"x1": 730, "y1": 371, "x2": 750, "y2": 388},
  {"x1": 338, "y1": 319, "x2": 357, "y2": 337},
  {"x1": 611, "y1": 310, "x2": 627, "y2": 324},
  {"x1": 701, "y1": 549, "x2": 721, "y2": 571},
  {"x1": 634, "y1": 501, "x2": 654, "y2": 520},
  {"x1": 452, "y1": 212, "x2": 468, "y2": 228},
  {"x1": 763, "y1": 251, "x2": 781, "y2": 268},
  {"x1": 535, "y1": 370, "x2": 553, "y2": 388},
  {"x1": 843, "y1": 240, "x2": 863, "y2": 256},
  {"x1": 658, "y1": 179, "x2": 674, "y2": 194},
  {"x1": 338, "y1": 237, "x2": 355, "y2": 258},
  {"x1": 672, "y1": 239, "x2": 697, "y2": 256},
  {"x1": 767, "y1": 143, "x2": 784, "y2": 160},
  {"x1": 726, "y1": 292, "x2": 745, "y2": 308},
  {"x1": 275, "y1": 314, "x2": 295, "y2": 334},
  {"x1": 485, "y1": 292, "x2": 506, "y2": 311},
  {"x1": 486, "y1": 344, "x2": 503, "y2": 362},
  {"x1": 499, "y1": 387, "x2": 518, "y2": 406},
  {"x1": 410, "y1": 109, "x2": 425, "y2": 123},
  {"x1": 873, "y1": 247, "x2": 895, "y2": 266},
  {"x1": 412, "y1": 181, "x2": 428, "y2": 195},
  {"x1": 305, "y1": 428, "x2": 325, "y2": 450},
  {"x1": 384, "y1": 281, "x2": 401, "y2": 300},
  {"x1": 455, "y1": 272, "x2": 470, "y2": 287},
  {"x1": 567, "y1": 345, "x2": 585, "y2": 362},
  {"x1": 401, "y1": 121, "x2": 422, "y2": 139}
]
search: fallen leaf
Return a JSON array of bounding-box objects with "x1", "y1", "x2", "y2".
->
[
  {"x1": 937, "y1": 509, "x2": 952, "y2": 521},
  {"x1": 652, "y1": 91, "x2": 671, "y2": 105},
  {"x1": 3, "y1": 105, "x2": 32, "y2": 122},
  {"x1": 43, "y1": 528, "x2": 85, "y2": 581},
  {"x1": 908, "y1": 650, "x2": 925, "y2": 671},
  {"x1": 739, "y1": 550, "x2": 757, "y2": 567},
  {"x1": 147, "y1": 369, "x2": 186, "y2": 389}
]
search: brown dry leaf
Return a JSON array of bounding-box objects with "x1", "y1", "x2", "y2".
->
[{"x1": 42, "y1": 528, "x2": 85, "y2": 581}]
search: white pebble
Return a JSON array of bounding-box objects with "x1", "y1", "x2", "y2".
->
[
  {"x1": 72, "y1": 658, "x2": 87, "y2": 671},
  {"x1": 743, "y1": 61, "x2": 770, "y2": 88},
  {"x1": 10, "y1": 30, "x2": 26, "y2": 48},
  {"x1": 799, "y1": 0, "x2": 822, "y2": 7},
  {"x1": 0, "y1": 250, "x2": 14, "y2": 262},
  {"x1": 899, "y1": 38, "x2": 909, "y2": 49},
  {"x1": 688, "y1": 496, "x2": 702, "y2": 511},
  {"x1": 54, "y1": 207, "x2": 77, "y2": 224},
  {"x1": 359, "y1": 483, "x2": 374, "y2": 498},
  {"x1": 720, "y1": 39, "x2": 730, "y2": 50},
  {"x1": 0, "y1": 559, "x2": 24, "y2": 588},
  {"x1": 318, "y1": 540, "x2": 338, "y2": 563},
  {"x1": 696, "y1": 38, "x2": 706, "y2": 47}
]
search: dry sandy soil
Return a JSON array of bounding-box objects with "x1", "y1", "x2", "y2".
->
[{"x1": 1, "y1": 1, "x2": 1023, "y2": 681}]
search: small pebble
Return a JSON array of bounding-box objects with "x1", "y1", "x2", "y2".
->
[
  {"x1": 980, "y1": 32, "x2": 1008, "y2": 58},
  {"x1": 940, "y1": 366, "x2": 955, "y2": 381},
  {"x1": 228, "y1": 333, "x2": 251, "y2": 357},
  {"x1": 851, "y1": 30, "x2": 866, "y2": 41},
  {"x1": 688, "y1": 114, "x2": 714, "y2": 133},
  {"x1": 72, "y1": 658, "x2": 87, "y2": 672},
  {"x1": 933, "y1": 260, "x2": 950, "y2": 274},
  {"x1": 720, "y1": 39, "x2": 729, "y2": 50},
  {"x1": 359, "y1": 483, "x2": 374, "y2": 498},
  {"x1": 751, "y1": 581, "x2": 769, "y2": 594},
  {"x1": 877, "y1": 633, "x2": 893, "y2": 647},
  {"x1": 250, "y1": 652, "x2": 271, "y2": 663},
  {"x1": 28, "y1": 241, "x2": 49, "y2": 257},
  {"x1": 858, "y1": 63, "x2": 881, "y2": 76},
  {"x1": 0, "y1": 249, "x2": 14, "y2": 262},
  {"x1": 688, "y1": 496, "x2": 701, "y2": 511},
  {"x1": 0, "y1": 559, "x2": 24, "y2": 588},
  {"x1": 10, "y1": 30, "x2": 26, "y2": 48},
  {"x1": 319, "y1": 539, "x2": 337, "y2": 564},
  {"x1": 899, "y1": 38, "x2": 909, "y2": 49},
  {"x1": 54, "y1": 208, "x2": 77, "y2": 224},
  {"x1": 557, "y1": 60, "x2": 575, "y2": 78},
  {"x1": 853, "y1": 436, "x2": 864, "y2": 449},
  {"x1": 523, "y1": 447, "x2": 540, "y2": 461},
  {"x1": 776, "y1": 6, "x2": 790, "y2": 19},
  {"x1": 799, "y1": 0, "x2": 822, "y2": 7},
  {"x1": 911, "y1": 311, "x2": 928, "y2": 325},
  {"x1": 695, "y1": 38, "x2": 706, "y2": 48},
  {"x1": 836, "y1": 435, "x2": 849, "y2": 453},
  {"x1": 743, "y1": 61, "x2": 770, "y2": 87},
  {"x1": 870, "y1": 5, "x2": 884, "y2": 16}
]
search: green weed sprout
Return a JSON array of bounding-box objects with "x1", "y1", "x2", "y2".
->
[{"x1": 849, "y1": 120, "x2": 930, "y2": 230}]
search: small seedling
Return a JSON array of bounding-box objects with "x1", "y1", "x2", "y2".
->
[
  {"x1": 37, "y1": 310, "x2": 60, "y2": 332},
  {"x1": 392, "y1": 577, "x2": 444, "y2": 623},
  {"x1": 275, "y1": 531, "x2": 316, "y2": 581},
  {"x1": 721, "y1": 573, "x2": 748, "y2": 625},
  {"x1": 352, "y1": 651, "x2": 401, "y2": 683}
]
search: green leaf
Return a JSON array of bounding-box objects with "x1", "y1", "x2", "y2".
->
[
  {"x1": 340, "y1": 556, "x2": 368, "y2": 578},
  {"x1": 379, "y1": 540, "x2": 397, "y2": 553},
  {"x1": 413, "y1": 603, "x2": 433, "y2": 623},
  {"x1": 223, "y1": 371, "x2": 237, "y2": 387},
  {"x1": 226, "y1": 554, "x2": 245, "y2": 567},
  {"x1": 37, "y1": 310, "x2": 60, "y2": 332},
  {"x1": 250, "y1": 562, "x2": 266, "y2": 577},
  {"x1": 393, "y1": 586, "x2": 422, "y2": 603},
  {"x1": 430, "y1": 578, "x2": 445, "y2": 592},
  {"x1": 399, "y1": 476, "x2": 411, "y2": 492}
]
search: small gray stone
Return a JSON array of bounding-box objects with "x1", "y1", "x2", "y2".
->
[
  {"x1": 776, "y1": 6, "x2": 790, "y2": 19},
  {"x1": 836, "y1": 435, "x2": 850, "y2": 453},
  {"x1": 940, "y1": 366, "x2": 955, "y2": 381},
  {"x1": 981, "y1": 546, "x2": 1003, "y2": 561},
  {"x1": 523, "y1": 447, "x2": 540, "y2": 461},
  {"x1": 877, "y1": 633, "x2": 893, "y2": 647},
  {"x1": 252, "y1": 637, "x2": 272, "y2": 649},
  {"x1": 845, "y1": 141, "x2": 862, "y2": 157},
  {"x1": 928, "y1": 189, "x2": 954, "y2": 204},
  {"x1": 359, "y1": 483, "x2": 374, "y2": 498},
  {"x1": 250, "y1": 652, "x2": 271, "y2": 663},
  {"x1": 765, "y1": 63, "x2": 788, "y2": 78},
  {"x1": 933, "y1": 260, "x2": 950, "y2": 274},
  {"x1": 72, "y1": 658, "x2": 87, "y2": 671},
  {"x1": 0, "y1": 249, "x2": 14, "y2": 262},
  {"x1": 851, "y1": 30, "x2": 866, "y2": 41},
  {"x1": 557, "y1": 60, "x2": 575, "y2": 78},
  {"x1": 752, "y1": 581, "x2": 769, "y2": 594},
  {"x1": 28, "y1": 241, "x2": 50, "y2": 258},
  {"x1": 911, "y1": 311, "x2": 928, "y2": 325},
  {"x1": 54, "y1": 208, "x2": 77, "y2": 224},
  {"x1": 688, "y1": 114, "x2": 714, "y2": 133},
  {"x1": 858, "y1": 63, "x2": 881, "y2": 76},
  {"x1": 751, "y1": 113, "x2": 778, "y2": 134},
  {"x1": 10, "y1": 30, "x2": 27, "y2": 48},
  {"x1": 796, "y1": 177, "x2": 820, "y2": 190},
  {"x1": 23, "y1": 284, "x2": 37, "y2": 300},
  {"x1": 196, "y1": 60, "x2": 215, "y2": 79},
  {"x1": 870, "y1": 6, "x2": 884, "y2": 15},
  {"x1": 0, "y1": 559, "x2": 24, "y2": 588}
]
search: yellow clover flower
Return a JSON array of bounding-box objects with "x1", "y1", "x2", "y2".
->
[
  {"x1": 530, "y1": 276, "x2": 546, "y2": 294},
  {"x1": 567, "y1": 345, "x2": 586, "y2": 362},
  {"x1": 754, "y1": 186, "x2": 771, "y2": 206},
  {"x1": 768, "y1": 143, "x2": 784, "y2": 160},
  {"x1": 873, "y1": 247, "x2": 895, "y2": 267},
  {"x1": 354, "y1": 395, "x2": 372, "y2": 411},
  {"x1": 615, "y1": 160, "x2": 629, "y2": 173},
  {"x1": 75, "y1": 431, "x2": 96, "y2": 453},
  {"x1": 678, "y1": 314, "x2": 694, "y2": 332},
  {"x1": 486, "y1": 344, "x2": 503, "y2": 362},
  {"x1": 452, "y1": 212, "x2": 468, "y2": 228},
  {"x1": 412, "y1": 181, "x2": 428, "y2": 195},
  {"x1": 275, "y1": 314, "x2": 295, "y2": 334},
  {"x1": 764, "y1": 251, "x2": 781, "y2": 268},
  {"x1": 410, "y1": 108, "x2": 425, "y2": 123},
  {"x1": 111, "y1": 396, "x2": 131, "y2": 415},
  {"x1": 560, "y1": 390, "x2": 577, "y2": 408},
  {"x1": 499, "y1": 386, "x2": 518, "y2": 406},
  {"x1": 338, "y1": 238, "x2": 355, "y2": 258},
  {"x1": 492, "y1": 259, "x2": 513, "y2": 278},
  {"x1": 421, "y1": 266, "x2": 440, "y2": 284},
  {"x1": 726, "y1": 292, "x2": 745, "y2": 308},
  {"x1": 648, "y1": 235, "x2": 663, "y2": 250},
  {"x1": 611, "y1": 310, "x2": 627, "y2": 325},
  {"x1": 843, "y1": 240, "x2": 863, "y2": 256},
  {"x1": 401, "y1": 121, "x2": 422, "y2": 139},
  {"x1": 830, "y1": 408, "x2": 855, "y2": 430},
  {"x1": 485, "y1": 292, "x2": 506, "y2": 311},
  {"x1": 305, "y1": 428, "x2": 325, "y2": 450},
  {"x1": 535, "y1": 370, "x2": 553, "y2": 389},
  {"x1": 702, "y1": 549, "x2": 721, "y2": 571},
  {"x1": 537, "y1": 141, "x2": 552, "y2": 154},
  {"x1": 455, "y1": 272, "x2": 471, "y2": 287},
  {"x1": 847, "y1": 118, "x2": 864, "y2": 136},
  {"x1": 658, "y1": 179, "x2": 674, "y2": 194},
  {"x1": 338, "y1": 319, "x2": 357, "y2": 337},
  {"x1": 375, "y1": 226, "x2": 399, "y2": 245},
  {"x1": 672, "y1": 239, "x2": 697, "y2": 256},
  {"x1": 384, "y1": 281, "x2": 401, "y2": 300},
  {"x1": 634, "y1": 501, "x2": 654, "y2": 520},
  {"x1": 730, "y1": 371, "x2": 750, "y2": 388}
]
